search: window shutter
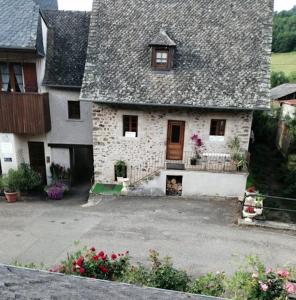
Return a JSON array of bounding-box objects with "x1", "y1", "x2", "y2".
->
[{"x1": 23, "y1": 63, "x2": 38, "y2": 92}]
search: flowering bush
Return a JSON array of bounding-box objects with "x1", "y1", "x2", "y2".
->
[
  {"x1": 48, "y1": 248, "x2": 296, "y2": 300},
  {"x1": 191, "y1": 133, "x2": 205, "y2": 159},
  {"x1": 225, "y1": 256, "x2": 296, "y2": 300},
  {"x1": 52, "y1": 247, "x2": 130, "y2": 281},
  {"x1": 47, "y1": 186, "x2": 64, "y2": 200}
]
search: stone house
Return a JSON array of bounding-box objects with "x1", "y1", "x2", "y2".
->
[
  {"x1": 0, "y1": 0, "x2": 93, "y2": 184},
  {"x1": 80, "y1": 0, "x2": 274, "y2": 198}
]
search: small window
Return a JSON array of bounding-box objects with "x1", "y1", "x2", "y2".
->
[
  {"x1": 152, "y1": 47, "x2": 171, "y2": 70},
  {"x1": 68, "y1": 101, "x2": 81, "y2": 119},
  {"x1": 210, "y1": 119, "x2": 226, "y2": 136},
  {"x1": 0, "y1": 62, "x2": 24, "y2": 93},
  {"x1": 123, "y1": 115, "x2": 138, "y2": 137}
]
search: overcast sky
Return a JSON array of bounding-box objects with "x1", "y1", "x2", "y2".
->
[{"x1": 58, "y1": 0, "x2": 295, "y2": 12}]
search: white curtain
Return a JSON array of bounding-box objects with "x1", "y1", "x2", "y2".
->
[
  {"x1": 0, "y1": 63, "x2": 9, "y2": 92},
  {"x1": 13, "y1": 63, "x2": 24, "y2": 93}
]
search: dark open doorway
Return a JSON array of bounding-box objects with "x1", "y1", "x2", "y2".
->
[
  {"x1": 28, "y1": 141, "x2": 47, "y2": 184},
  {"x1": 70, "y1": 146, "x2": 93, "y2": 184}
]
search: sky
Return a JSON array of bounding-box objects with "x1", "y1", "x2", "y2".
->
[{"x1": 58, "y1": 0, "x2": 296, "y2": 12}]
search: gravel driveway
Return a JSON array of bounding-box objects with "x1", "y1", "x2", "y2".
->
[{"x1": 0, "y1": 192, "x2": 295, "y2": 275}]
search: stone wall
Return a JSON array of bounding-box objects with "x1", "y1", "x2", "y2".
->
[{"x1": 93, "y1": 104, "x2": 252, "y2": 183}]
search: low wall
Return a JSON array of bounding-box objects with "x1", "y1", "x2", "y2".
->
[
  {"x1": 0, "y1": 265, "x2": 225, "y2": 300},
  {"x1": 137, "y1": 170, "x2": 248, "y2": 198}
]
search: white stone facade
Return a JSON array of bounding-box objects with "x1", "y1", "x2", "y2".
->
[{"x1": 93, "y1": 104, "x2": 252, "y2": 184}]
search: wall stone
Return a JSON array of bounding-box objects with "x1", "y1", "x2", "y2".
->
[{"x1": 93, "y1": 104, "x2": 252, "y2": 183}]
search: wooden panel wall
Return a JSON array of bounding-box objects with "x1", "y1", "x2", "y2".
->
[{"x1": 0, "y1": 92, "x2": 51, "y2": 134}]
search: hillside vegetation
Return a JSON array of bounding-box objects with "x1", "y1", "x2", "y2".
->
[{"x1": 273, "y1": 6, "x2": 296, "y2": 53}]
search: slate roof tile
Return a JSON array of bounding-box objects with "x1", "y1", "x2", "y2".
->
[
  {"x1": 271, "y1": 83, "x2": 296, "y2": 100},
  {"x1": 43, "y1": 11, "x2": 91, "y2": 88},
  {"x1": 80, "y1": 0, "x2": 273, "y2": 110}
]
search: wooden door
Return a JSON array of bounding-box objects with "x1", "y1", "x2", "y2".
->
[
  {"x1": 166, "y1": 121, "x2": 185, "y2": 160},
  {"x1": 23, "y1": 63, "x2": 38, "y2": 92},
  {"x1": 28, "y1": 142, "x2": 46, "y2": 184}
]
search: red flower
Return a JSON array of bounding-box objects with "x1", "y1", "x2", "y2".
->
[
  {"x1": 72, "y1": 260, "x2": 77, "y2": 266},
  {"x1": 102, "y1": 255, "x2": 107, "y2": 261},
  {"x1": 76, "y1": 256, "x2": 84, "y2": 267},
  {"x1": 93, "y1": 255, "x2": 99, "y2": 261},
  {"x1": 98, "y1": 251, "x2": 105, "y2": 257},
  {"x1": 111, "y1": 253, "x2": 117, "y2": 260},
  {"x1": 90, "y1": 247, "x2": 96, "y2": 252},
  {"x1": 79, "y1": 267, "x2": 85, "y2": 274},
  {"x1": 125, "y1": 251, "x2": 129, "y2": 255},
  {"x1": 99, "y1": 265, "x2": 108, "y2": 273}
]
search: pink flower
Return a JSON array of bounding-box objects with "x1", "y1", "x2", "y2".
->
[
  {"x1": 266, "y1": 268, "x2": 272, "y2": 274},
  {"x1": 277, "y1": 270, "x2": 289, "y2": 278},
  {"x1": 285, "y1": 283, "x2": 296, "y2": 294},
  {"x1": 260, "y1": 282, "x2": 269, "y2": 292}
]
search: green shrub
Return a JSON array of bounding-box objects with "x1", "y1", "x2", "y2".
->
[
  {"x1": 189, "y1": 272, "x2": 226, "y2": 297},
  {"x1": 120, "y1": 264, "x2": 150, "y2": 286},
  {"x1": 18, "y1": 164, "x2": 42, "y2": 192},
  {"x1": 2, "y1": 169, "x2": 23, "y2": 192},
  {"x1": 146, "y1": 250, "x2": 189, "y2": 292}
]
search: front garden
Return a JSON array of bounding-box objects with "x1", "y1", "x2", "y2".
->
[
  {"x1": 20, "y1": 246, "x2": 296, "y2": 300},
  {"x1": 0, "y1": 162, "x2": 72, "y2": 202}
]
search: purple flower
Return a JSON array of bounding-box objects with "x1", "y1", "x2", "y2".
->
[{"x1": 48, "y1": 186, "x2": 64, "y2": 200}]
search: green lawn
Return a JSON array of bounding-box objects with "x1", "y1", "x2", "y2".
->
[{"x1": 272, "y1": 52, "x2": 296, "y2": 76}]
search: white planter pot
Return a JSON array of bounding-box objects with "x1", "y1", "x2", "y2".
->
[
  {"x1": 121, "y1": 178, "x2": 130, "y2": 196},
  {"x1": 243, "y1": 211, "x2": 257, "y2": 222},
  {"x1": 117, "y1": 177, "x2": 124, "y2": 183},
  {"x1": 255, "y1": 208, "x2": 263, "y2": 216}
]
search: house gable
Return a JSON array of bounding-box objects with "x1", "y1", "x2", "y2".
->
[{"x1": 81, "y1": 0, "x2": 273, "y2": 110}]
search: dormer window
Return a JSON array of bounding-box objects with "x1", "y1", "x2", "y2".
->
[{"x1": 149, "y1": 30, "x2": 176, "y2": 71}]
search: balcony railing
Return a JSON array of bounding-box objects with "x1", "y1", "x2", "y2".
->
[
  {"x1": 0, "y1": 92, "x2": 51, "y2": 134},
  {"x1": 167, "y1": 151, "x2": 249, "y2": 173}
]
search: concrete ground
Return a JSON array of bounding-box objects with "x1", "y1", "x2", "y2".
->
[{"x1": 0, "y1": 190, "x2": 295, "y2": 275}]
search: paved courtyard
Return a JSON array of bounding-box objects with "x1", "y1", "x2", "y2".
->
[{"x1": 0, "y1": 190, "x2": 295, "y2": 275}]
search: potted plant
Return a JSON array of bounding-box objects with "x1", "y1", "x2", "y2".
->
[
  {"x1": 254, "y1": 194, "x2": 264, "y2": 216},
  {"x1": 115, "y1": 160, "x2": 127, "y2": 182},
  {"x1": 228, "y1": 136, "x2": 248, "y2": 171},
  {"x1": 190, "y1": 133, "x2": 205, "y2": 165},
  {"x1": 2, "y1": 169, "x2": 22, "y2": 203}
]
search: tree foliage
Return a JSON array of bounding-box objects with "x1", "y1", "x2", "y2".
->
[{"x1": 273, "y1": 6, "x2": 296, "y2": 53}]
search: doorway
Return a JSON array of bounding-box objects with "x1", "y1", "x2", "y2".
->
[
  {"x1": 166, "y1": 120, "x2": 185, "y2": 160},
  {"x1": 28, "y1": 142, "x2": 46, "y2": 184}
]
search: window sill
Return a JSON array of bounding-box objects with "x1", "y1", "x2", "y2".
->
[{"x1": 66, "y1": 119, "x2": 83, "y2": 122}]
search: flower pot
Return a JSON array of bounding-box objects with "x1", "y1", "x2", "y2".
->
[
  {"x1": 4, "y1": 192, "x2": 17, "y2": 203},
  {"x1": 121, "y1": 178, "x2": 130, "y2": 196},
  {"x1": 117, "y1": 177, "x2": 124, "y2": 183},
  {"x1": 243, "y1": 210, "x2": 257, "y2": 222}
]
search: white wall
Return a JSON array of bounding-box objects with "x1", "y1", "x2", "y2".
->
[
  {"x1": 138, "y1": 169, "x2": 248, "y2": 198},
  {"x1": 51, "y1": 148, "x2": 70, "y2": 169},
  {"x1": 47, "y1": 89, "x2": 93, "y2": 145},
  {"x1": 281, "y1": 103, "x2": 296, "y2": 119}
]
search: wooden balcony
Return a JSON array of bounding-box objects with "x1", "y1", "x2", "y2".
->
[{"x1": 0, "y1": 92, "x2": 51, "y2": 135}]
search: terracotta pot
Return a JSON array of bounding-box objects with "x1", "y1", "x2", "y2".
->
[{"x1": 4, "y1": 192, "x2": 18, "y2": 203}]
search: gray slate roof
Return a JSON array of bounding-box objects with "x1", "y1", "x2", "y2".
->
[
  {"x1": 43, "y1": 11, "x2": 91, "y2": 88},
  {"x1": 0, "y1": 265, "x2": 223, "y2": 300},
  {"x1": 271, "y1": 83, "x2": 296, "y2": 100},
  {"x1": 34, "y1": 0, "x2": 58, "y2": 10},
  {"x1": 0, "y1": 0, "x2": 44, "y2": 54},
  {"x1": 81, "y1": 0, "x2": 273, "y2": 110}
]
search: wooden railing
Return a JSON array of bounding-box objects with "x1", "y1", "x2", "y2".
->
[{"x1": 0, "y1": 92, "x2": 51, "y2": 134}]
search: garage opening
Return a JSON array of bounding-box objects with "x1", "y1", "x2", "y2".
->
[{"x1": 166, "y1": 175, "x2": 183, "y2": 196}]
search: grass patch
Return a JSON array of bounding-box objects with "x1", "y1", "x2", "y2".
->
[
  {"x1": 272, "y1": 52, "x2": 296, "y2": 77},
  {"x1": 91, "y1": 183, "x2": 122, "y2": 195}
]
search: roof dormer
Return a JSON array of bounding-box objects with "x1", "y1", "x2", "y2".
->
[{"x1": 149, "y1": 30, "x2": 176, "y2": 71}]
